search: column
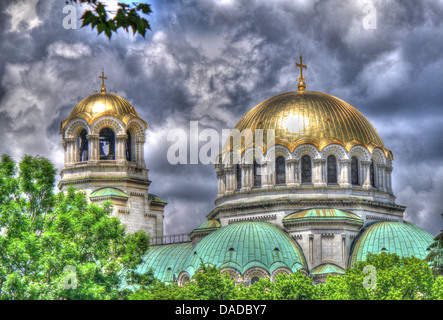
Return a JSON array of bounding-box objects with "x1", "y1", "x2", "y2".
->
[
  {"x1": 116, "y1": 134, "x2": 128, "y2": 164},
  {"x1": 137, "y1": 136, "x2": 146, "y2": 168},
  {"x1": 361, "y1": 160, "x2": 372, "y2": 189},
  {"x1": 225, "y1": 167, "x2": 234, "y2": 194},
  {"x1": 65, "y1": 138, "x2": 75, "y2": 166},
  {"x1": 87, "y1": 134, "x2": 99, "y2": 163},
  {"x1": 339, "y1": 159, "x2": 352, "y2": 188},
  {"x1": 313, "y1": 159, "x2": 326, "y2": 187},
  {"x1": 386, "y1": 166, "x2": 393, "y2": 194},
  {"x1": 286, "y1": 159, "x2": 299, "y2": 187},
  {"x1": 240, "y1": 164, "x2": 252, "y2": 191},
  {"x1": 217, "y1": 170, "x2": 225, "y2": 198}
]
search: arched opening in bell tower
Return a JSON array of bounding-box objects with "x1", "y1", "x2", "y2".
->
[
  {"x1": 99, "y1": 128, "x2": 115, "y2": 160},
  {"x1": 78, "y1": 129, "x2": 88, "y2": 162}
]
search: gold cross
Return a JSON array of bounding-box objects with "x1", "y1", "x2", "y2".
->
[
  {"x1": 295, "y1": 56, "x2": 307, "y2": 79},
  {"x1": 99, "y1": 69, "x2": 107, "y2": 93}
]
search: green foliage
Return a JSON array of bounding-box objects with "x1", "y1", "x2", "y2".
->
[
  {"x1": 130, "y1": 252, "x2": 441, "y2": 300},
  {"x1": 236, "y1": 272, "x2": 317, "y2": 300},
  {"x1": 130, "y1": 263, "x2": 237, "y2": 300},
  {"x1": 0, "y1": 154, "x2": 152, "y2": 299},
  {"x1": 316, "y1": 252, "x2": 435, "y2": 300},
  {"x1": 426, "y1": 231, "x2": 443, "y2": 276},
  {"x1": 70, "y1": 0, "x2": 152, "y2": 39}
]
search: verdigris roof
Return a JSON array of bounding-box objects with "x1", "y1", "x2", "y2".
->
[
  {"x1": 182, "y1": 221, "x2": 307, "y2": 277},
  {"x1": 194, "y1": 220, "x2": 221, "y2": 231},
  {"x1": 283, "y1": 208, "x2": 363, "y2": 223},
  {"x1": 311, "y1": 263, "x2": 345, "y2": 275},
  {"x1": 136, "y1": 242, "x2": 193, "y2": 282},
  {"x1": 148, "y1": 193, "x2": 168, "y2": 204},
  {"x1": 89, "y1": 187, "x2": 128, "y2": 199},
  {"x1": 349, "y1": 221, "x2": 434, "y2": 267}
]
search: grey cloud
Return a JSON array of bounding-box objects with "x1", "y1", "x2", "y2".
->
[{"x1": 0, "y1": 0, "x2": 441, "y2": 235}]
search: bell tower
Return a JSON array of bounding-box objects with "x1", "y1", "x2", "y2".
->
[{"x1": 58, "y1": 73, "x2": 166, "y2": 238}]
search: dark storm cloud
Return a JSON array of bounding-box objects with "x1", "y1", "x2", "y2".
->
[{"x1": 0, "y1": 0, "x2": 442, "y2": 235}]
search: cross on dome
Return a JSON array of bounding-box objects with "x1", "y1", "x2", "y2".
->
[{"x1": 99, "y1": 69, "x2": 107, "y2": 93}]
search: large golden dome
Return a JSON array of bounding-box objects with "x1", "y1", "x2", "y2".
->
[
  {"x1": 61, "y1": 92, "x2": 144, "y2": 130},
  {"x1": 228, "y1": 90, "x2": 391, "y2": 156}
]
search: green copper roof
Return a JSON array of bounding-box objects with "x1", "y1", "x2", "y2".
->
[
  {"x1": 89, "y1": 187, "x2": 128, "y2": 199},
  {"x1": 349, "y1": 221, "x2": 434, "y2": 267},
  {"x1": 194, "y1": 220, "x2": 221, "y2": 231},
  {"x1": 311, "y1": 263, "x2": 345, "y2": 275},
  {"x1": 148, "y1": 193, "x2": 168, "y2": 204},
  {"x1": 283, "y1": 208, "x2": 363, "y2": 222},
  {"x1": 137, "y1": 242, "x2": 193, "y2": 282},
  {"x1": 182, "y1": 222, "x2": 307, "y2": 277}
]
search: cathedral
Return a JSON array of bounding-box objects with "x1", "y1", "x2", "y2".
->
[{"x1": 59, "y1": 60, "x2": 434, "y2": 285}]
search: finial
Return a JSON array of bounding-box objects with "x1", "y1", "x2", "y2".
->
[
  {"x1": 295, "y1": 56, "x2": 307, "y2": 91},
  {"x1": 99, "y1": 69, "x2": 107, "y2": 94}
]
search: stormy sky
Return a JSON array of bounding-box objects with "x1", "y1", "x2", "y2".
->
[{"x1": 0, "y1": 0, "x2": 442, "y2": 236}]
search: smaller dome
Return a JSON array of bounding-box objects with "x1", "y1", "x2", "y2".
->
[
  {"x1": 137, "y1": 243, "x2": 193, "y2": 282},
  {"x1": 182, "y1": 221, "x2": 307, "y2": 276},
  {"x1": 349, "y1": 221, "x2": 434, "y2": 267},
  {"x1": 283, "y1": 208, "x2": 363, "y2": 223},
  {"x1": 311, "y1": 263, "x2": 345, "y2": 276},
  {"x1": 89, "y1": 187, "x2": 128, "y2": 200},
  {"x1": 61, "y1": 92, "x2": 145, "y2": 130}
]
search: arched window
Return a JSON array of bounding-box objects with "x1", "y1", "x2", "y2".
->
[
  {"x1": 327, "y1": 155, "x2": 337, "y2": 184},
  {"x1": 253, "y1": 161, "x2": 261, "y2": 187},
  {"x1": 236, "y1": 164, "x2": 242, "y2": 190},
  {"x1": 275, "y1": 156, "x2": 286, "y2": 185},
  {"x1": 251, "y1": 276, "x2": 260, "y2": 285},
  {"x1": 126, "y1": 131, "x2": 132, "y2": 161},
  {"x1": 370, "y1": 160, "x2": 376, "y2": 187},
  {"x1": 351, "y1": 156, "x2": 359, "y2": 185},
  {"x1": 78, "y1": 129, "x2": 88, "y2": 162},
  {"x1": 301, "y1": 155, "x2": 312, "y2": 183},
  {"x1": 99, "y1": 128, "x2": 115, "y2": 160}
]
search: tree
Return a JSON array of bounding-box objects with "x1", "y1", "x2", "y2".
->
[
  {"x1": 68, "y1": 0, "x2": 152, "y2": 39},
  {"x1": 316, "y1": 252, "x2": 435, "y2": 300},
  {"x1": 0, "y1": 154, "x2": 152, "y2": 299},
  {"x1": 129, "y1": 263, "x2": 237, "y2": 300},
  {"x1": 426, "y1": 228, "x2": 443, "y2": 277},
  {"x1": 235, "y1": 271, "x2": 317, "y2": 300}
]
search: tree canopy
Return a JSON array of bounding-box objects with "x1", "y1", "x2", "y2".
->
[
  {"x1": 130, "y1": 252, "x2": 443, "y2": 300},
  {"x1": 0, "y1": 154, "x2": 152, "y2": 299}
]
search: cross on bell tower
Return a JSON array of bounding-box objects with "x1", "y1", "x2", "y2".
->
[{"x1": 295, "y1": 56, "x2": 307, "y2": 91}]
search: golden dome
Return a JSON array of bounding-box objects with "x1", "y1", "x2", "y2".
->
[
  {"x1": 61, "y1": 92, "x2": 144, "y2": 130},
  {"x1": 227, "y1": 90, "x2": 391, "y2": 156}
]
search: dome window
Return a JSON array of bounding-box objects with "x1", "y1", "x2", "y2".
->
[
  {"x1": 236, "y1": 164, "x2": 242, "y2": 190},
  {"x1": 301, "y1": 155, "x2": 312, "y2": 183},
  {"x1": 351, "y1": 156, "x2": 359, "y2": 186},
  {"x1": 228, "y1": 248, "x2": 235, "y2": 252},
  {"x1": 275, "y1": 156, "x2": 286, "y2": 185},
  {"x1": 253, "y1": 161, "x2": 262, "y2": 187},
  {"x1": 327, "y1": 155, "x2": 338, "y2": 184}
]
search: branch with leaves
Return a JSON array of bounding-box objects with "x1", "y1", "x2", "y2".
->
[{"x1": 68, "y1": 0, "x2": 152, "y2": 39}]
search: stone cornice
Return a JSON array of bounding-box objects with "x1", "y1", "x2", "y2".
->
[{"x1": 207, "y1": 198, "x2": 405, "y2": 220}]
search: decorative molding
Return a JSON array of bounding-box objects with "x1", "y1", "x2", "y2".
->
[{"x1": 228, "y1": 214, "x2": 277, "y2": 224}]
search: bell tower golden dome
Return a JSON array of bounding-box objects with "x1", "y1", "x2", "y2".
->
[{"x1": 58, "y1": 72, "x2": 166, "y2": 237}]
